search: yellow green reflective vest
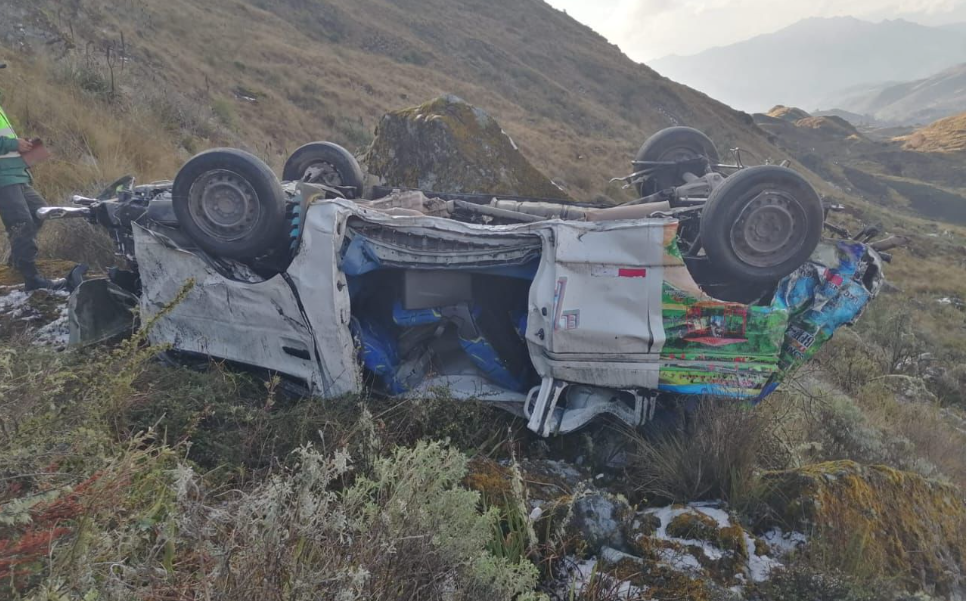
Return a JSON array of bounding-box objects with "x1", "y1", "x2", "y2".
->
[{"x1": 0, "y1": 104, "x2": 31, "y2": 188}]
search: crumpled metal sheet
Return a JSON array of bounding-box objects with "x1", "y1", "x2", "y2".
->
[
  {"x1": 757, "y1": 240, "x2": 880, "y2": 399},
  {"x1": 134, "y1": 223, "x2": 339, "y2": 394},
  {"x1": 68, "y1": 278, "x2": 139, "y2": 346}
]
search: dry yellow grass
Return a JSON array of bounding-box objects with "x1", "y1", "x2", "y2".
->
[{"x1": 894, "y1": 112, "x2": 966, "y2": 153}]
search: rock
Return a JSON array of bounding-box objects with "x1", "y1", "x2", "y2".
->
[
  {"x1": 569, "y1": 491, "x2": 633, "y2": 554},
  {"x1": 666, "y1": 511, "x2": 721, "y2": 542},
  {"x1": 877, "y1": 374, "x2": 938, "y2": 404},
  {"x1": 365, "y1": 95, "x2": 570, "y2": 200},
  {"x1": 758, "y1": 460, "x2": 965, "y2": 597},
  {"x1": 519, "y1": 459, "x2": 587, "y2": 503}
]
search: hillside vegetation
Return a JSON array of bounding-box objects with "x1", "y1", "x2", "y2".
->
[
  {"x1": 895, "y1": 112, "x2": 967, "y2": 154},
  {"x1": 754, "y1": 106, "x2": 966, "y2": 224}
]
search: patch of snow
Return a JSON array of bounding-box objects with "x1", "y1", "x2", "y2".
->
[
  {"x1": 656, "y1": 546, "x2": 703, "y2": 571},
  {"x1": 643, "y1": 502, "x2": 797, "y2": 582},
  {"x1": 0, "y1": 287, "x2": 71, "y2": 347},
  {"x1": 501, "y1": 129, "x2": 519, "y2": 151},
  {"x1": 33, "y1": 302, "x2": 70, "y2": 346},
  {"x1": 559, "y1": 556, "x2": 644, "y2": 600},
  {"x1": 0, "y1": 288, "x2": 29, "y2": 310},
  {"x1": 641, "y1": 503, "x2": 725, "y2": 560},
  {"x1": 691, "y1": 502, "x2": 731, "y2": 528},
  {"x1": 746, "y1": 533, "x2": 782, "y2": 582},
  {"x1": 600, "y1": 546, "x2": 639, "y2": 565},
  {"x1": 761, "y1": 527, "x2": 807, "y2": 556}
]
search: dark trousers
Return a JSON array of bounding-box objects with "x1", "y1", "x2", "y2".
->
[{"x1": 0, "y1": 183, "x2": 46, "y2": 276}]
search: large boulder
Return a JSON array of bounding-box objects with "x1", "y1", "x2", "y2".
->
[
  {"x1": 759, "y1": 460, "x2": 965, "y2": 597},
  {"x1": 365, "y1": 95, "x2": 569, "y2": 200}
]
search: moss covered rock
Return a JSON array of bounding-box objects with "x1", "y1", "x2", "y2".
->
[
  {"x1": 759, "y1": 460, "x2": 965, "y2": 596},
  {"x1": 365, "y1": 95, "x2": 570, "y2": 199},
  {"x1": 666, "y1": 511, "x2": 721, "y2": 543}
]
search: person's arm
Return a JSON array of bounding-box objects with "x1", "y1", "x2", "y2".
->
[{"x1": 0, "y1": 136, "x2": 20, "y2": 154}]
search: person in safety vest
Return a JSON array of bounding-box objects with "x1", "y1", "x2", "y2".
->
[{"x1": 0, "y1": 61, "x2": 66, "y2": 290}]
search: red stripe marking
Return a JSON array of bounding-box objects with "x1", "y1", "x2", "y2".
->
[{"x1": 618, "y1": 268, "x2": 647, "y2": 278}]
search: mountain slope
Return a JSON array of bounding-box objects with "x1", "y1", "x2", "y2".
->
[
  {"x1": 648, "y1": 17, "x2": 965, "y2": 113},
  {"x1": 894, "y1": 112, "x2": 967, "y2": 153},
  {"x1": 818, "y1": 64, "x2": 966, "y2": 126},
  {"x1": 754, "y1": 107, "x2": 965, "y2": 224},
  {"x1": 0, "y1": 0, "x2": 795, "y2": 203}
]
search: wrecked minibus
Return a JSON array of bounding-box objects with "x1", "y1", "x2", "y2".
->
[{"x1": 41, "y1": 127, "x2": 884, "y2": 437}]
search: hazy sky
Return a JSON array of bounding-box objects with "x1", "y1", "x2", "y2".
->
[{"x1": 546, "y1": 0, "x2": 967, "y2": 62}]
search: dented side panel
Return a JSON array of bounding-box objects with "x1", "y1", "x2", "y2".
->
[
  {"x1": 286, "y1": 202, "x2": 361, "y2": 397},
  {"x1": 526, "y1": 219, "x2": 670, "y2": 390},
  {"x1": 134, "y1": 225, "x2": 325, "y2": 389}
]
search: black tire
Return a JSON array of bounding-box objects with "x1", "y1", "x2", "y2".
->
[
  {"x1": 282, "y1": 141, "x2": 364, "y2": 198},
  {"x1": 700, "y1": 165, "x2": 823, "y2": 283},
  {"x1": 634, "y1": 126, "x2": 720, "y2": 197},
  {"x1": 172, "y1": 148, "x2": 286, "y2": 260}
]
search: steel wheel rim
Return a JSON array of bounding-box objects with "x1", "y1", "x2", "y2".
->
[
  {"x1": 729, "y1": 189, "x2": 805, "y2": 268},
  {"x1": 302, "y1": 161, "x2": 343, "y2": 185},
  {"x1": 187, "y1": 169, "x2": 261, "y2": 241}
]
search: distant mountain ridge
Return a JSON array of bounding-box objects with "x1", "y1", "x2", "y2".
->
[
  {"x1": 648, "y1": 16, "x2": 965, "y2": 113},
  {"x1": 818, "y1": 64, "x2": 966, "y2": 126}
]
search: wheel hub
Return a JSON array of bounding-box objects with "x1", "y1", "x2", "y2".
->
[
  {"x1": 659, "y1": 145, "x2": 701, "y2": 163},
  {"x1": 187, "y1": 170, "x2": 260, "y2": 241},
  {"x1": 303, "y1": 161, "x2": 342, "y2": 186},
  {"x1": 729, "y1": 189, "x2": 805, "y2": 268}
]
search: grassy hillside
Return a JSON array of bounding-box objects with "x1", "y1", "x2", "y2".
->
[
  {"x1": 895, "y1": 112, "x2": 967, "y2": 153},
  {"x1": 754, "y1": 107, "x2": 966, "y2": 223},
  {"x1": 3, "y1": 0, "x2": 814, "y2": 202}
]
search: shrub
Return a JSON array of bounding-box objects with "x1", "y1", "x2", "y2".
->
[
  {"x1": 211, "y1": 97, "x2": 237, "y2": 128},
  {"x1": 334, "y1": 117, "x2": 375, "y2": 153},
  {"x1": 626, "y1": 399, "x2": 788, "y2": 505},
  {"x1": 817, "y1": 330, "x2": 883, "y2": 395},
  {"x1": 22, "y1": 441, "x2": 541, "y2": 600}
]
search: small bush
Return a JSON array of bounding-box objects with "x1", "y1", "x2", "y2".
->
[
  {"x1": 626, "y1": 399, "x2": 787, "y2": 505},
  {"x1": 818, "y1": 330, "x2": 882, "y2": 395},
  {"x1": 211, "y1": 97, "x2": 237, "y2": 128},
  {"x1": 399, "y1": 49, "x2": 429, "y2": 66},
  {"x1": 334, "y1": 117, "x2": 374, "y2": 153}
]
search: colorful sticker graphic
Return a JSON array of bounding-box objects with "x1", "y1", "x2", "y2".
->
[{"x1": 658, "y1": 238, "x2": 877, "y2": 401}]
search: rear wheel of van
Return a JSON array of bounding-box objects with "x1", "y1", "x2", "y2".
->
[
  {"x1": 634, "y1": 127, "x2": 720, "y2": 197},
  {"x1": 172, "y1": 148, "x2": 287, "y2": 259},
  {"x1": 282, "y1": 141, "x2": 365, "y2": 199},
  {"x1": 700, "y1": 165, "x2": 823, "y2": 283}
]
